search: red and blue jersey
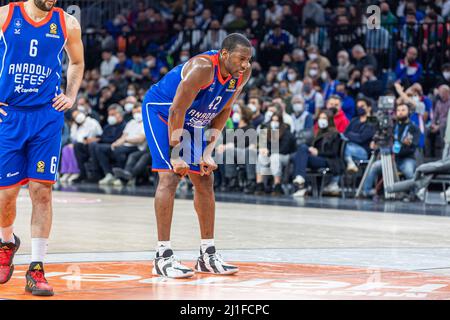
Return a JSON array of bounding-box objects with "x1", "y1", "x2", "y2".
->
[
  {"x1": 144, "y1": 50, "x2": 243, "y2": 129},
  {"x1": 0, "y1": 2, "x2": 67, "y2": 108}
]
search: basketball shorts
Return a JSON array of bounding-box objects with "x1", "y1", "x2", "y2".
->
[
  {"x1": 142, "y1": 101, "x2": 207, "y2": 174},
  {"x1": 0, "y1": 104, "x2": 64, "y2": 189}
]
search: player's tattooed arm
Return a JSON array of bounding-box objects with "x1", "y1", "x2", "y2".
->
[
  {"x1": 0, "y1": 5, "x2": 10, "y2": 120},
  {"x1": 53, "y1": 13, "x2": 84, "y2": 112},
  {"x1": 168, "y1": 57, "x2": 214, "y2": 147}
]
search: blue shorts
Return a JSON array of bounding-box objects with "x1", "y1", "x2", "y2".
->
[
  {"x1": 142, "y1": 101, "x2": 206, "y2": 174},
  {"x1": 0, "y1": 104, "x2": 64, "y2": 189}
]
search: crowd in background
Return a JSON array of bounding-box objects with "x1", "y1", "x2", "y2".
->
[{"x1": 58, "y1": 0, "x2": 450, "y2": 200}]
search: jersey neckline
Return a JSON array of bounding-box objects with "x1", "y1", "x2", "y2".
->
[{"x1": 18, "y1": 2, "x2": 54, "y2": 28}]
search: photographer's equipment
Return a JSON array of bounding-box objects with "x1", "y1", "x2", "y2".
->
[{"x1": 356, "y1": 96, "x2": 400, "y2": 199}]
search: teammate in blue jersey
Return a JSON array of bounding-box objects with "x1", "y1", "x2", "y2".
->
[
  {"x1": 0, "y1": 0, "x2": 84, "y2": 296},
  {"x1": 142, "y1": 33, "x2": 252, "y2": 278}
]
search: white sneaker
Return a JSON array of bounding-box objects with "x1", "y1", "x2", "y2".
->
[
  {"x1": 293, "y1": 175, "x2": 305, "y2": 186},
  {"x1": 112, "y1": 178, "x2": 123, "y2": 187},
  {"x1": 67, "y1": 173, "x2": 80, "y2": 183},
  {"x1": 323, "y1": 182, "x2": 341, "y2": 195},
  {"x1": 153, "y1": 249, "x2": 194, "y2": 279},
  {"x1": 292, "y1": 188, "x2": 307, "y2": 197},
  {"x1": 99, "y1": 173, "x2": 115, "y2": 185},
  {"x1": 127, "y1": 178, "x2": 136, "y2": 187},
  {"x1": 60, "y1": 174, "x2": 70, "y2": 182},
  {"x1": 195, "y1": 246, "x2": 239, "y2": 275},
  {"x1": 440, "y1": 187, "x2": 450, "y2": 202},
  {"x1": 346, "y1": 162, "x2": 358, "y2": 173}
]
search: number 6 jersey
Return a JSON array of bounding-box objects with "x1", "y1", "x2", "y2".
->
[{"x1": 0, "y1": 2, "x2": 67, "y2": 108}]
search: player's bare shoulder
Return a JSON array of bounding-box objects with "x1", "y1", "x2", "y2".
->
[
  {"x1": 0, "y1": 4, "x2": 11, "y2": 31},
  {"x1": 63, "y1": 11, "x2": 81, "y2": 33},
  {"x1": 181, "y1": 55, "x2": 214, "y2": 89}
]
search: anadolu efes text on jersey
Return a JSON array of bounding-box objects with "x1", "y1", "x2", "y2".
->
[
  {"x1": 144, "y1": 50, "x2": 243, "y2": 129},
  {"x1": 0, "y1": 2, "x2": 67, "y2": 108}
]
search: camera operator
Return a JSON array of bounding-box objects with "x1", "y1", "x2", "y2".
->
[{"x1": 361, "y1": 103, "x2": 420, "y2": 197}]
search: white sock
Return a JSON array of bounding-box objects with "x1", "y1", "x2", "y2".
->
[
  {"x1": 0, "y1": 226, "x2": 14, "y2": 243},
  {"x1": 156, "y1": 241, "x2": 171, "y2": 256},
  {"x1": 201, "y1": 239, "x2": 215, "y2": 253},
  {"x1": 31, "y1": 238, "x2": 48, "y2": 263}
]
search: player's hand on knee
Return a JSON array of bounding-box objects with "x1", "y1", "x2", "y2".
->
[
  {"x1": 200, "y1": 156, "x2": 217, "y2": 176},
  {"x1": 52, "y1": 93, "x2": 75, "y2": 112},
  {"x1": 171, "y1": 158, "x2": 190, "y2": 177},
  {"x1": 0, "y1": 102, "x2": 8, "y2": 123}
]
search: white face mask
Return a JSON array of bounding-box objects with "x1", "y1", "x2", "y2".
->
[
  {"x1": 124, "y1": 103, "x2": 134, "y2": 113},
  {"x1": 133, "y1": 113, "x2": 143, "y2": 122},
  {"x1": 444, "y1": 71, "x2": 450, "y2": 80},
  {"x1": 232, "y1": 104, "x2": 240, "y2": 112},
  {"x1": 318, "y1": 118, "x2": 328, "y2": 129},
  {"x1": 309, "y1": 69, "x2": 318, "y2": 77},
  {"x1": 232, "y1": 112, "x2": 241, "y2": 123},
  {"x1": 75, "y1": 113, "x2": 86, "y2": 124},
  {"x1": 264, "y1": 110, "x2": 274, "y2": 122},
  {"x1": 293, "y1": 103, "x2": 304, "y2": 113},
  {"x1": 108, "y1": 116, "x2": 118, "y2": 126},
  {"x1": 77, "y1": 106, "x2": 87, "y2": 113},
  {"x1": 270, "y1": 121, "x2": 280, "y2": 130},
  {"x1": 308, "y1": 53, "x2": 318, "y2": 61},
  {"x1": 127, "y1": 90, "x2": 136, "y2": 97},
  {"x1": 180, "y1": 55, "x2": 189, "y2": 63},
  {"x1": 287, "y1": 73, "x2": 297, "y2": 81},
  {"x1": 248, "y1": 103, "x2": 257, "y2": 113}
]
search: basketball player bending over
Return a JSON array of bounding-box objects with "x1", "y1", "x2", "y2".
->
[
  {"x1": 0, "y1": 0, "x2": 84, "y2": 296},
  {"x1": 142, "y1": 34, "x2": 252, "y2": 278}
]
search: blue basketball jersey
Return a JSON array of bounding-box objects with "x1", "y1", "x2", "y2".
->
[
  {"x1": 0, "y1": 2, "x2": 67, "y2": 108},
  {"x1": 144, "y1": 50, "x2": 243, "y2": 129}
]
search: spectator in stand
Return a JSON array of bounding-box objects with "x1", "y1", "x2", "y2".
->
[
  {"x1": 291, "y1": 48, "x2": 306, "y2": 79},
  {"x1": 398, "y1": 11, "x2": 420, "y2": 51},
  {"x1": 302, "y1": 0, "x2": 325, "y2": 26},
  {"x1": 88, "y1": 104, "x2": 127, "y2": 184},
  {"x1": 292, "y1": 109, "x2": 344, "y2": 197},
  {"x1": 114, "y1": 52, "x2": 133, "y2": 73},
  {"x1": 395, "y1": 46, "x2": 423, "y2": 86},
  {"x1": 290, "y1": 94, "x2": 314, "y2": 147},
  {"x1": 433, "y1": 63, "x2": 450, "y2": 88},
  {"x1": 322, "y1": 66, "x2": 339, "y2": 101},
  {"x1": 248, "y1": 97, "x2": 265, "y2": 128},
  {"x1": 304, "y1": 44, "x2": 330, "y2": 79},
  {"x1": 302, "y1": 18, "x2": 329, "y2": 55},
  {"x1": 265, "y1": 1, "x2": 283, "y2": 25},
  {"x1": 247, "y1": 8, "x2": 265, "y2": 44},
  {"x1": 302, "y1": 76, "x2": 324, "y2": 118},
  {"x1": 343, "y1": 98, "x2": 376, "y2": 173},
  {"x1": 362, "y1": 103, "x2": 420, "y2": 197},
  {"x1": 351, "y1": 44, "x2": 378, "y2": 73},
  {"x1": 429, "y1": 85, "x2": 450, "y2": 155},
  {"x1": 280, "y1": 4, "x2": 299, "y2": 37},
  {"x1": 336, "y1": 50, "x2": 354, "y2": 82},
  {"x1": 200, "y1": 19, "x2": 228, "y2": 51},
  {"x1": 168, "y1": 17, "x2": 202, "y2": 57},
  {"x1": 380, "y1": 1, "x2": 398, "y2": 32},
  {"x1": 360, "y1": 65, "x2": 384, "y2": 100},
  {"x1": 100, "y1": 50, "x2": 119, "y2": 79},
  {"x1": 286, "y1": 67, "x2": 303, "y2": 95},
  {"x1": 306, "y1": 60, "x2": 321, "y2": 86},
  {"x1": 255, "y1": 111, "x2": 297, "y2": 196},
  {"x1": 196, "y1": 8, "x2": 213, "y2": 31},
  {"x1": 322, "y1": 95, "x2": 350, "y2": 133},
  {"x1": 261, "y1": 22, "x2": 295, "y2": 68},
  {"x1": 330, "y1": 15, "x2": 362, "y2": 59},
  {"x1": 224, "y1": 6, "x2": 248, "y2": 32},
  {"x1": 71, "y1": 110, "x2": 104, "y2": 183},
  {"x1": 335, "y1": 82, "x2": 356, "y2": 120}
]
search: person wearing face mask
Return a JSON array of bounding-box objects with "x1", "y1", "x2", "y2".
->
[
  {"x1": 342, "y1": 98, "x2": 376, "y2": 173},
  {"x1": 317, "y1": 95, "x2": 349, "y2": 133},
  {"x1": 292, "y1": 110, "x2": 344, "y2": 197},
  {"x1": 336, "y1": 50, "x2": 354, "y2": 82},
  {"x1": 290, "y1": 95, "x2": 314, "y2": 146},
  {"x1": 107, "y1": 105, "x2": 147, "y2": 186},
  {"x1": 321, "y1": 66, "x2": 340, "y2": 101},
  {"x1": 434, "y1": 63, "x2": 450, "y2": 88},
  {"x1": 71, "y1": 110, "x2": 103, "y2": 184},
  {"x1": 255, "y1": 112, "x2": 296, "y2": 196},
  {"x1": 302, "y1": 77, "x2": 324, "y2": 118},
  {"x1": 87, "y1": 104, "x2": 127, "y2": 185},
  {"x1": 122, "y1": 96, "x2": 138, "y2": 122},
  {"x1": 248, "y1": 97, "x2": 264, "y2": 128},
  {"x1": 304, "y1": 44, "x2": 330, "y2": 79},
  {"x1": 362, "y1": 103, "x2": 420, "y2": 198},
  {"x1": 335, "y1": 83, "x2": 356, "y2": 120},
  {"x1": 286, "y1": 68, "x2": 302, "y2": 95}
]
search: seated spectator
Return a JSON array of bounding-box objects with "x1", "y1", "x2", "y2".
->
[
  {"x1": 98, "y1": 105, "x2": 145, "y2": 186},
  {"x1": 346, "y1": 68, "x2": 362, "y2": 98},
  {"x1": 100, "y1": 50, "x2": 119, "y2": 80},
  {"x1": 304, "y1": 44, "x2": 330, "y2": 79},
  {"x1": 343, "y1": 98, "x2": 376, "y2": 173},
  {"x1": 224, "y1": 6, "x2": 247, "y2": 32},
  {"x1": 322, "y1": 66, "x2": 339, "y2": 100},
  {"x1": 113, "y1": 147, "x2": 152, "y2": 187},
  {"x1": 292, "y1": 110, "x2": 344, "y2": 197},
  {"x1": 122, "y1": 96, "x2": 139, "y2": 122},
  {"x1": 302, "y1": 76, "x2": 324, "y2": 118},
  {"x1": 429, "y1": 85, "x2": 450, "y2": 156},
  {"x1": 336, "y1": 50, "x2": 354, "y2": 82},
  {"x1": 395, "y1": 46, "x2": 423, "y2": 86},
  {"x1": 306, "y1": 60, "x2": 321, "y2": 86},
  {"x1": 317, "y1": 95, "x2": 349, "y2": 133},
  {"x1": 302, "y1": 0, "x2": 325, "y2": 25},
  {"x1": 265, "y1": 0, "x2": 283, "y2": 25},
  {"x1": 248, "y1": 97, "x2": 265, "y2": 128},
  {"x1": 255, "y1": 111, "x2": 296, "y2": 196},
  {"x1": 290, "y1": 94, "x2": 314, "y2": 146},
  {"x1": 360, "y1": 65, "x2": 384, "y2": 100},
  {"x1": 260, "y1": 22, "x2": 295, "y2": 68},
  {"x1": 361, "y1": 103, "x2": 420, "y2": 197},
  {"x1": 215, "y1": 107, "x2": 257, "y2": 193},
  {"x1": 286, "y1": 68, "x2": 303, "y2": 95},
  {"x1": 335, "y1": 82, "x2": 356, "y2": 120},
  {"x1": 200, "y1": 19, "x2": 228, "y2": 51},
  {"x1": 351, "y1": 44, "x2": 378, "y2": 73},
  {"x1": 114, "y1": 52, "x2": 133, "y2": 73},
  {"x1": 71, "y1": 110, "x2": 103, "y2": 183},
  {"x1": 168, "y1": 17, "x2": 202, "y2": 57},
  {"x1": 435, "y1": 63, "x2": 450, "y2": 88}
]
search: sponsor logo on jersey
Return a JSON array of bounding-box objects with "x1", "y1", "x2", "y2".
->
[
  {"x1": 14, "y1": 18, "x2": 22, "y2": 35},
  {"x1": 37, "y1": 161, "x2": 45, "y2": 173},
  {"x1": 226, "y1": 79, "x2": 237, "y2": 92},
  {"x1": 46, "y1": 23, "x2": 60, "y2": 39},
  {"x1": 6, "y1": 172, "x2": 19, "y2": 178}
]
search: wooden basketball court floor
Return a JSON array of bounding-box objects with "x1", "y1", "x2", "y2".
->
[{"x1": 2, "y1": 189, "x2": 450, "y2": 300}]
